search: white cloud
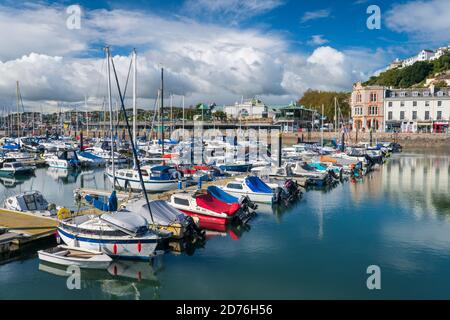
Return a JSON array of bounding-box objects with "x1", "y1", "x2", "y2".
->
[
  {"x1": 300, "y1": 9, "x2": 331, "y2": 23},
  {"x1": 183, "y1": 0, "x2": 283, "y2": 24},
  {"x1": 0, "y1": 4, "x2": 389, "y2": 112},
  {"x1": 308, "y1": 35, "x2": 329, "y2": 46},
  {"x1": 386, "y1": 0, "x2": 450, "y2": 43}
]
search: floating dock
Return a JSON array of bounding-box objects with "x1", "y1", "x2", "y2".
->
[{"x1": 0, "y1": 208, "x2": 59, "y2": 253}]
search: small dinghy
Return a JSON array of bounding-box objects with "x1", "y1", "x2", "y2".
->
[{"x1": 38, "y1": 245, "x2": 113, "y2": 269}]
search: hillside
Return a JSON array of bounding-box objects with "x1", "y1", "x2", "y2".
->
[
  {"x1": 298, "y1": 90, "x2": 350, "y2": 121},
  {"x1": 363, "y1": 53, "x2": 450, "y2": 88}
]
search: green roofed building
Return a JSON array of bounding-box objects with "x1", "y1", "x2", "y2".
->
[{"x1": 274, "y1": 101, "x2": 319, "y2": 132}]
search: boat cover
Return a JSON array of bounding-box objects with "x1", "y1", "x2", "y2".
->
[
  {"x1": 79, "y1": 151, "x2": 102, "y2": 160},
  {"x1": 86, "y1": 191, "x2": 118, "y2": 212},
  {"x1": 207, "y1": 186, "x2": 239, "y2": 204},
  {"x1": 245, "y1": 176, "x2": 273, "y2": 194},
  {"x1": 196, "y1": 194, "x2": 240, "y2": 216},
  {"x1": 126, "y1": 199, "x2": 187, "y2": 225},
  {"x1": 100, "y1": 211, "x2": 148, "y2": 235}
]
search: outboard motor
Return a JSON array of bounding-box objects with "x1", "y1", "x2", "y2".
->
[
  {"x1": 239, "y1": 195, "x2": 257, "y2": 211},
  {"x1": 274, "y1": 187, "x2": 285, "y2": 204}
]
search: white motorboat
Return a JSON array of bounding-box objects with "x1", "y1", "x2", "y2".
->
[
  {"x1": 57, "y1": 212, "x2": 167, "y2": 260},
  {"x1": 44, "y1": 150, "x2": 81, "y2": 169},
  {"x1": 0, "y1": 160, "x2": 35, "y2": 177},
  {"x1": 220, "y1": 176, "x2": 275, "y2": 204},
  {"x1": 78, "y1": 151, "x2": 106, "y2": 167},
  {"x1": 3, "y1": 190, "x2": 58, "y2": 217},
  {"x1": 38, "y1": 245, "x2": 113, "y2": 269}
]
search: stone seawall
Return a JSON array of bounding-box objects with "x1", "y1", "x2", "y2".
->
[{"x1": 282, "y1": 132, "x2": 450, "y2": 149}]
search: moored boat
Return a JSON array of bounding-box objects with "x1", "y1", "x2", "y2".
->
[
  {"x1": 38, "y1": 245, "x2": 113, "y2": 269},
  {"x1": 220, "y1": 176, "x2": 276, "y2": 204}
]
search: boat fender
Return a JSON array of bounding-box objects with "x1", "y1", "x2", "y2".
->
[{"x1": 57, "y1": 207, "x2": 71, "y2": 220}]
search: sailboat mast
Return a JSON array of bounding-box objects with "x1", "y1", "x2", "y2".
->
[
  {"x1": 106, "y1": 47, "x2": 115, "y2": 189},
  {"x1": 16, "y1": 81, "x2": 20, "y2": 138},
  {"x1": 133, "y1": 49, "x2": 137, "y2": 169},
  {"x1": 182, "y1": 95, "x2": 185, "y2": 133},
  {"x1": 161, "y1": 67, "x2": 165, "y2": 156}
]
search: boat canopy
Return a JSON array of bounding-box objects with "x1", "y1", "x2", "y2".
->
[
  {"x1": 207, "y1": 186, "x2": 239, "y2": 204},
  {"x1": 85, "y1": 191, "x2": 118, "y2": 212},
  {"x1": 245, "y1": 176, "x2": 273, "y2": 194},
  {"x1": 100, "y1": 211, "x2": 148, "y2": 236},
  {"x1": 196, "y1": 193, "x2": 240, "y2": 216},
  {"x1": 79, "y1": 151, "x2": 102, "y2": 160},
  {"x1": 126, "y1": 199, "x2": 187, "y2": 225}
]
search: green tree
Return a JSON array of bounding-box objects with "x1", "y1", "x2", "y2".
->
[{"x1": 298, "y1": 90, "x2": 351, "y2": 121}]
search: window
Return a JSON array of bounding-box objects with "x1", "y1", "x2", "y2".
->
[
  {"x1": 400, "y1": 111, "x2": 405, "y2": 120},
  {"x1": 390, "y1": 92, "x2": 395, "y2": 98},
  {"x1": 423, "y1": 91, "x2": 430, "y2": 97},
  {"x1": 388, "y1": 101, "x2": 393, "y2": 107},
  {"x1": 388, "y1": 111, "x2": 393, "y2": 120},
  {"x1": 438, "y1": 101, "x2": 442, "y2": 107},
  {"x1": 356, "y1": 93, "x2": 362, "y2": 103},
  {"x1": 412, "y1": 91, "x2": 419, "y2": 97},
  {"x1": 425, "y1": 101, "x2": 430, "y2": 107},
  {"x1": 437, "y1": 111, "x2": 442, "y2": 120},
  {"x1": 412, "y1": 111, "x2": 417, "y2": 120},
  {"x1": 227, "y1": 183, "x2": 243, "y2": 190},
  {"x1": 425, "y1": 111, "x2": 430, "y2": 120},
  {"x1": 413, "y1": 101, "x2": 417, "y2": 107},
  {"x1": 370, "y1": 93, "x2": 377, "y2": 102},
  {"x1": 174, "y1": 197, "x2": 190, "y2": 206},
  {"x1": 437, "y1": 91, "x2": 444, "y2": 97},
  {"x1": 400, "y1": 92, "x2": 406, "y2": 97},
  {"x1": 400, "y1": 101, "x2": 405, "y2": 107}
]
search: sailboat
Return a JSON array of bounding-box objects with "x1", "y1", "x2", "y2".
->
[
  {"x1": 58, "y1": 47, "x2": 169, "y2": 260},
  {"x1": 108, "y1": 50, "x2": 183, "y2": 192}
]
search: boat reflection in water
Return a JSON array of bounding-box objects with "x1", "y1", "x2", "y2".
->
[
  {"x1": 38, "y1": 256, "x2": 163, "y2": 300},
  {"x1": 46, "y1": 167, "x2": 81, "y2": 184},
  {"x1": 0, "y1": 175, "x2": 28, "y2": 188}
]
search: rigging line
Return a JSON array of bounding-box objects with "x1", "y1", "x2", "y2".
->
[
  {"x1": 110, "y1": 54, "x2": 154, "y2": 224},
  {"x1": 115, "y1": 55, "x2": 133, "y2": 130}
]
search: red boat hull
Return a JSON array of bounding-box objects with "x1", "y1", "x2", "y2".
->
[{"x1": 179, "y1": 209, "x2": 230, "y2": 232}]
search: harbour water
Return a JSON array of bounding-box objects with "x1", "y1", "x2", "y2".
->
[{"x1": 1, "y1": 150, "x2": 450, "y2": 299}]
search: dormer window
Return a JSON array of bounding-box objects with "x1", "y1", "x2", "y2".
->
[
  {"x1": 423, "y1": 91, "x2": 430, "y2": 97},
  {"x1": 400, "y1": 92, "x2": 406, "y2": 97},
  {"x1": 390, "y1": 92, "x2": 396, "y2": 98},
  {"x1": 437, "y1": 91, "x2": 444, "y2": 97},
  {"x1": 412, "y1": 91, "x2": 419, "y2": 97}
]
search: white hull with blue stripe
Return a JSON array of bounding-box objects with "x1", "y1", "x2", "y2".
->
[{"x1": 57, "y1": 214, "x2": 163, "y2": 260}]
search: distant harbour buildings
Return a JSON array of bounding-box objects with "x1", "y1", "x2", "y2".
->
[{"x1": 351, "y1": 82, "x2": 450, "y2": 133}]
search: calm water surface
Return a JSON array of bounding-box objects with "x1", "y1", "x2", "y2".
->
[{"x1": 1, "y1": 151, "x2": 450, "y2": 299}]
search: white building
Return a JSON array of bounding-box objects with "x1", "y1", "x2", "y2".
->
[
  {"x1": 402, "y1": 49, "x2": 435, "y2": 68},
  {"x1": 224, "y1": 97, "x2": 269, "y2": 120},
  {"x1": 384, "y1": 86, "x2": 450, "y2": 133}
]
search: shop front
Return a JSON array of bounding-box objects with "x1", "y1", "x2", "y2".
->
[
  {"x1": 385, "y1": 120, "x2": 402, "y2": 133},
  {"x1": 433, "y1": 121, "x2": 450, "y2": 133},
  {"x1": 417, "y1": 121, "x2": 432, "y2": 133}
]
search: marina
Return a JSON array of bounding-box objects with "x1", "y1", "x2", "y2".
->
[
  {"x1": 1, "y1": 149, "x2": 450, "y2": 299},
  {"x1": 2, "y1": 1, "x2": 450, "y2": 305}
]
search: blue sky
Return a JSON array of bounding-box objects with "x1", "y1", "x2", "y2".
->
[{"x1": 0, "y1": 0, "x2": 449, "y2": 111}]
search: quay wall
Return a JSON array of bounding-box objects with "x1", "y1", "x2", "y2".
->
[{"x1": 282, "y1": 132, "x2": 450, "y2": 149}]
